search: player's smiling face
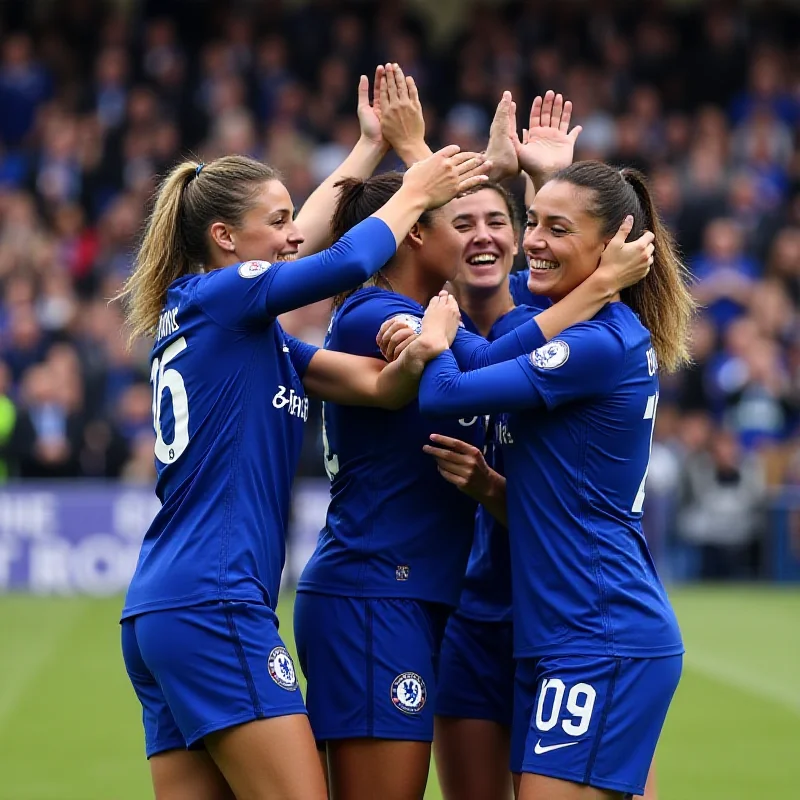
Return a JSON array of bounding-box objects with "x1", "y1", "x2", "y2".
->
[
  {"x1": 523, "y1": 180, "x2": 606, "y2": 301},
  {"x1": 416, "y1": 205, "x2": 465, "y2": 285},
  {"x1": 448, "y1": 188, "x2": 518, "y2": 294},
  {"x1": 229, "y1": 179, "x2": 305, "y2": 264}
]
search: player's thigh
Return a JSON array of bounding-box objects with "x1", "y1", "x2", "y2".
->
[
  {"x1": 435, "y1": 613, "x2": 514, "y2": 800},
  {"x1": 149, "y1": 749, "x2": 235, "y2": 800},
  {"x1": 518, "y1": 772, "x2": 621, "y2": 800},
  {"x1": 327, "y1": 738, "x2": 431, "y2": 800},
  {"x1": 434, "y1": 717, "x2": 512, "y2": 800},
  {"x1": 205, "y1": 715, "x2": 327, "y2": 800}
]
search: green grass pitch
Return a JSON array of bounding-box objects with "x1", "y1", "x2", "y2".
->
[{"x1": 0, "y1": 586, "x2": 798, "y2": 799}]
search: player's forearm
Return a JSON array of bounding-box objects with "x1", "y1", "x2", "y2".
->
[
  {"x1": 451, "y1": 319, "x2": 546, "y2": 370},
  {"x1": 395, "y1": 139, "x2": 433, "y2": 167},
  {"x1": 475, "y1": 472, "x2": 508, "y2": 527},
  {"x1": 533, "y1": 270, "x2": 618, "y2": 341},
  {"x1": 296, "y1": 136, "x2": 389, "y2": 257}
]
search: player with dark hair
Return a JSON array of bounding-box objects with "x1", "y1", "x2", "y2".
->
[
  {"x1": 416, "y1": 157, "x2": 693, "y2": 800},
  {"x1": 294, "y1": 66, "x2": 654, "y2": 800}
]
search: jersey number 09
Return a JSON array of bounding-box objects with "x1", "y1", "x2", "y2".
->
[{"x1": 150, "y1": 336, "x2": 190, "y2": 465}]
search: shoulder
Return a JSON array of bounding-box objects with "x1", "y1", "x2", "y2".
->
[
  {"x1": 336, "y1": 288, "x2": 423, "y2": 331},
  {"x1": 531, "y1": 308, "x2": 630, "y2": 367}
]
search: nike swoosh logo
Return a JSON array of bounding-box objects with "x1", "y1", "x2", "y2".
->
[{"x1": 534, "y1": 739, "x2": 581, "y2": 755}]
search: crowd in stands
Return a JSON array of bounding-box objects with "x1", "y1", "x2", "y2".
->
[{"x1": 1, "y1": 0, "x2": 799, "y2": 579}]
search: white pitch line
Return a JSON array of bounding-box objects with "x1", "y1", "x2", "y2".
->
[
  {"x1": 0, "y1": 602, "x2": 85, "y2": 726},
  {"x1": 685, "y1": 651, "x2": 800, "y2": 716}
]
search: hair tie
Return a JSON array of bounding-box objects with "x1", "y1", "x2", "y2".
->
[{"x1": 195, "y1": 162, "x2": 205, "y2": 177}]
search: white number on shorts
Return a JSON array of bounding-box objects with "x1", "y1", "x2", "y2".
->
[
  {"x1": 150, "y1": 336, "x2": 190, "y2": 464},
  {"x1": 535, "y1": 678, "x2": 597, "y2": 738},
  {"x1": 562, "y1": 682, "x2": 597, "y2": 736}
]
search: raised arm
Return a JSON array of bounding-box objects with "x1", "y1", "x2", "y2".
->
[
  {"x1": 265, "y1": 146, "x2": 490, "y2": 316},
  {"x1": 294, "y1": 69, "x2": 389, "y2": 256},
  {"x1": 380, "y1": 63, "x2": 434, "y2": 165},
  {"x1": 513, "y1": 90, "x2": 583, "y2": 193}
]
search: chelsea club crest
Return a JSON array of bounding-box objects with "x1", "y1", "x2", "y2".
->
[
  {"x1": 267, "y1": 646, "x2": 298, "y2": 691},
  {"x1": 391, "y1": 671, "x2": 427, "y2": 714}
]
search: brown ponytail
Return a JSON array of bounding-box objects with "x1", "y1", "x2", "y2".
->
[
  {"x1": 551, "y1": 161, "x2": 695, "y2": 372},
  {"x1": 330, "y1": 172, "x2": 434, "y2": 310}
]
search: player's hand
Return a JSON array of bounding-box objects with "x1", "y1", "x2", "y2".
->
[
  {"x1": 512, "y1": 90, "x2": 582, "y2": 181},
  {"x1": 423, "y1": 434, "x2": 499, "y2": 502},
  {"x1": 357, "y1": 66, "x2": 385, "y2": 149},
  {"x1": 380, "y1": 63, "x2": 425, "y2": 156},
  {"x1": 419, "y1": 291, "x2": 461, "y2": 352},
  {"x1": 485, "y1": 91, "x2": 520, "y2": 181},
  {"x1": 403, "y1": 146, "x2": 491, "y2": 210},
  {"x1": 596, "y1": 215, "x2": 654, "y2": 290},
  {"x1": 377, "y1": 317, "x2": 419, "y2": 362}
]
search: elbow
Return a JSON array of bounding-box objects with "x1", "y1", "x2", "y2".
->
[{"x1": 382, "y1": 395, "x2": 413, "y2": 411}]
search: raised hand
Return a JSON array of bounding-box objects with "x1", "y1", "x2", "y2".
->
[
  {"x1": 513, "y1": 90, "x2": 582, "y2": 183},
  {"x1": 597, "y1": 215, "x2": 655, "y2": 290},
  {"x1": 356, "y1": 66, "x2": 385, "y2": 149},
  {"x1": 402, "y1": 145, "x2": 491, "y2": 209},
  {"x1": 485, "y1": 91, "x2": 520, "y2": 181},
  {"x1": 380, "y1": 62, "x2": 427, "y2": 161}
]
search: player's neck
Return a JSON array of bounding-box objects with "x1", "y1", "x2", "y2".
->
[
  {"x1": 458, "y1": 286, "x2": 515, "y2": 337},
  {"x1": 383, "y1": 264, "x2": 443, "y2": 308}
]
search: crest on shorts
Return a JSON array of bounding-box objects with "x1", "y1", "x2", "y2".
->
[
  {"x1": 391, "y1": 671, "x2": 427, "y2": 714},
  {"x1": 267, "y1": 646, "x2": 298, "y2": 690},
  {"x1": 392, "y1": 314, "x2": 423, "y2": 334},
  {"x1": 530, "y1": 339, "x2": 570, "y2": 370},
  {"x1": 238, "y1": 260, "x2": 272, "y2": 279}
]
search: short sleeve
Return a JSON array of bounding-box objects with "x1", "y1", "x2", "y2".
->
[
  {"x1": 334, "y1": 292, "x2": 424, "y2": 358},
  {"x1": 284, "y1": 333, "x2": 319, "y2": 378},
  {"x1": 518, "y1": 320, "x2": 626, "y2": 409},
  {"x1": 195, "y1": 260, "x2": 285, "y2": 330}
]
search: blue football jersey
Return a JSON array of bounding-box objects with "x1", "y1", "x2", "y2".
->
[
  {"x1": 509, "y1": 269, "x2": 540, "y2": 307},
  {"x1": 122, "y1": 263, "x2": 318, "y2": 619},
  {"x1": 419, "y1": 302, "x2": 683, "y2": 658},
  {"x1": 298, "y1": 287, "x2": 547, "y2": 606},
  {"x1": 298, "y1": 288, "x2": 482, "y2": 606},
  {"x1": 457, "y1": 304, "x2": 535, "y2": 623}
]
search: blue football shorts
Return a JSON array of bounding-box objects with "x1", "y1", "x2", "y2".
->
[
  {"x1": 294, "y1": 592, "x2": 450, "y2": 742},
  {"x1": 436, "y1": 611, "x2": 515, "y2": 726},
  {"x1": 510, "y1": 653, "x2": 682, "y2": 797},
  {"x1": 121, "y1": 600, "x2": 307, "y2": 758}
]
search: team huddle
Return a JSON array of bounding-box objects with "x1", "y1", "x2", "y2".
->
[{"x1": 117, "y1": 64, "x2": 693, "y2": 800}]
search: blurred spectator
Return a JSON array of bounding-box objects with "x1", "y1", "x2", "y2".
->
[
  {"x1": 0, "y1": 0, "x2": 797, "y2": 581},
  {"x1": 678, "y1": 427, "x2": 767, "y2": 579}
]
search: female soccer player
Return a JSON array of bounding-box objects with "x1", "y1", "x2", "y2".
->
[
  {"x1": 423, "y1": 92, "x2": 658, "y2": 800},
  {"x1": 293, "y1": 71, "x2": 655, "y2": 800},
  {"x1": 117, "y1": 145, "x2": 490, "y2": 800},
  {"x1": 416, "y1": 161, "x2": 694, "y2": 800}
]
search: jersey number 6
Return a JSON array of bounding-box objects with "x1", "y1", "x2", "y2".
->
[{"x1": 150, "y1": 336, "x2": 190, "y2": 465}]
